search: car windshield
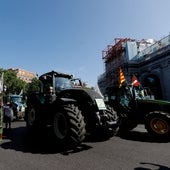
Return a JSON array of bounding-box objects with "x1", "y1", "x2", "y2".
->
[{"x1": 55, "y1": 77, "x2": 73, "y2": 92}]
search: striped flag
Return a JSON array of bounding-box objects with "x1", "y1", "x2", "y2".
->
[{"x1": 118, "y1": 68, "x2": 126, "y2": 88}]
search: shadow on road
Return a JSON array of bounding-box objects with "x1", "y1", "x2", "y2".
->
[
  {"x1": 1, "y1": 122, "x2": 169, "y2": 155},
  {"x1": 0, "y1": 125, "x2": 92, "y2": 155},
  {"x1": 117, "y1": 130, "x2": 170, "y2": 143},
  {"x1": 134, "y1": 162, "x2": 170, "y2": 170}
]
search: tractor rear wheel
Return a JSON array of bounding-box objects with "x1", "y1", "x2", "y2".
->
[
  {"x1": 53, "y1": 104, "x2": 86, "y2": 146},
  {"x1": 118, "y1": 118, "x2": 138, "y2": 133},
  {"x1": 145, "y1": 111, "x2": 170, "y2": 140}
]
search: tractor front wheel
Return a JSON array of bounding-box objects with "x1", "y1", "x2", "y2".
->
[{"x1": 53, "y1": 104, "x2": 86, "y2": 146}]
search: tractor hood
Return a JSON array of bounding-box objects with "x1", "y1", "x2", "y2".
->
[
  {"x1": 137, "y1": 99, "x2": 170, "y2": 112},
  {"x1": 57, "y1": 88, "x2": 106, "y2": 111},
  {"x1": 58, "y1": 88, "x2": 103, "y2": 101}
]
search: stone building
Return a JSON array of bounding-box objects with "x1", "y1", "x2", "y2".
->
[
  {"x1": 98, "y1": 34, "x2": 170, "y2": 101},
  {"x1": 8, "y1": 68, "x2": 37, "y2": 83}
]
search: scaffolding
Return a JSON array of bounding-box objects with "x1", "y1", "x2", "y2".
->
[
  {"x1": 98, "y1": 34, "x2": 170, "y2": 96},
  {"x1": 102, "y1": 38, "x2": 135, "y2": 63},
  {"x1": 101, "y1": 38, "x2": 136, "y2": 87}
]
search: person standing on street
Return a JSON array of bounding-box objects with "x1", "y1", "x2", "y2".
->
[{"x1": 3, "y1": 102, "x2": 14, "y2": 129}]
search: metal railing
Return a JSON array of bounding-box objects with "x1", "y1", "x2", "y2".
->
[{"x1": 134, "y1": 34, "x2": 170, "y2": 60}]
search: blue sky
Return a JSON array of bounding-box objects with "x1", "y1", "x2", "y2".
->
[{"x1": 0, "y1": 0, "x2": 170, "y2": 87}]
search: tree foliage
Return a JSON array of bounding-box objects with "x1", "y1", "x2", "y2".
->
[
  {"x1": 0, "y1": 68, "x2": 28, "y2": 95},
  {"x1": 27, "y1": 77, "x2": 41, "y2": 94}
]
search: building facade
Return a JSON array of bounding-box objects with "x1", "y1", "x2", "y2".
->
[
  {"x1": 8, "y1": 68, "x2": 37, "y2": 83},
  {"x1": 98, "y1": 34, "x2": 170, "y2": 101}
]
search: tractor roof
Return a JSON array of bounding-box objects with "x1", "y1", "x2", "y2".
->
[{"x1": 39, "y1": 70, "x2": 73, "y2": 80}]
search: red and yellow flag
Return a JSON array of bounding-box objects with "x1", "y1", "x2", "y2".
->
[{"x1": 119, "y1": 68, "x2": 126, "y2": 88}]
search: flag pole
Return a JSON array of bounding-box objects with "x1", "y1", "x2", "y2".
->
[
  {"x1": 0, "y1": 72, "x2": 4, "y2": 141},
  {"x1": 0, "y1": 96, "x2": 3, "y2": 141}
]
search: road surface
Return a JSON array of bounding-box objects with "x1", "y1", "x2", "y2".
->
[{"x1": 0, "y1": 120, "x2": 170, "y2": 170}]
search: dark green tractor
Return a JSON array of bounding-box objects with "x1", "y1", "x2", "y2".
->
[
  {"x1": 25, "y1": 71, "x2": 119, "y2": 147},
  {"x1": 105, "y1": 85, "x2": 170, "y2": 140}
]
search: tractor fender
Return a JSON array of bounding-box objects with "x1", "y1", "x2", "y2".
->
[{"x1": 55, "y1": 97, "x2": 77, "y2": 105}]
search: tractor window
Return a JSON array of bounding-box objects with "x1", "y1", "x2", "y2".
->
[
  {"x1": 55, "y1": 77, "x2": 73, "y2": 93},
  {"x1": 117, "y1": 86, "x2": 133, "y2": 110},
  {"x1": 132, "y1": 86, "x2": 145, "y2": 99}
]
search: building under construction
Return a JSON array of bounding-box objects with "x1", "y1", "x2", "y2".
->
[{"x1": 98, "y1": 34, "x2": 170, "y2": 101}]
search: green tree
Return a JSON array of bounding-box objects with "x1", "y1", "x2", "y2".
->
[
  {"x1": 27, "y1": 77, "x2": 40, "y2": 94},
  {"x1": 0, "y1": 68, "x2": 28, "y2": 95}
]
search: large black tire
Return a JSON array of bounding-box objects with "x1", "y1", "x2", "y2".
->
[
  {"x1": 53, "y1": 104, "x2": 86, "y2": 146},
  {"x1": 145, "y1": 111, "x2": 170, "y2": 139},
  {"x1": 26, "y1": 105, "x2": 38, "y2": 130},
  {"x1": 118, "y1": 118, "x2": 138, "y2": 133},
  {"x1": 105, "y1": 105, "x2": 120, "y2": 136}
]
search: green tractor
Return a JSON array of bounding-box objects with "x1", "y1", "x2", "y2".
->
[
  {"x1": 105, "y1": 84, "x2": 170, "y2": 140},
  {"x1": 25, "y1": 71, "x2": 119, "y2": 147}
]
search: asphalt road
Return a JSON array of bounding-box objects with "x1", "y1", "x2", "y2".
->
[{"x1": 0, "y1": 120, "x2": 170, "y2": 170}]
